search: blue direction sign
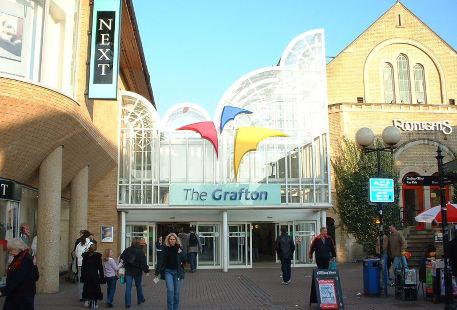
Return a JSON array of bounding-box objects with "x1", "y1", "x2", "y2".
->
[{"x1": 369, "y1": 178, "x2": 394, "y2": 203}]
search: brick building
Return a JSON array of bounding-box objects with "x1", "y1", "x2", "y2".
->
[
  {"x1": 327, "y1": 2, "x2": 457, "y2": 262},
  {"x1": 0, "y1": 0, "x2": 153, "y2": 293}
]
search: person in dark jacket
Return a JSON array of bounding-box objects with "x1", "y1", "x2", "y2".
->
[
  {"x1": 155, "y1": 233, "x2": 186, "y2": 310},
  {"x1": 449, "y1": 230, "x2": 457, "y2": 277},
  {"x1": 120, "y1": 238, "x2": 149, "y2": 308},
  {"x1": 0, "y1": 238, "x2": 39, "y2": 310},
  {"x1": 309, "y1": 227, "x2": 336, "y2": 269},
  {"x1": 275, "y1": 227, "x2": 295, "y2": 285},
  {"x1": 81, "y1": 241, "x2": 105, "y2": 309}
]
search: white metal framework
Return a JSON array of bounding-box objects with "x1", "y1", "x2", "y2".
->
[{"x1": 119, "y1": 29, "x2": 331, "y2": 207}]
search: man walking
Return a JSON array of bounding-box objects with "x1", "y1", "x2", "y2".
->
[
  {"x1": 275, "y1": 227, "x2": 295, "y2": 285},
  {"x1": 309, "y1": 227, "x2": 336, "y2": 269},
  {"x1": 388, "y1": 224, "x2": 407, "y2": 275},
  {"x1": 187, "y1": 228, "x2": 202, "y2": 273}
]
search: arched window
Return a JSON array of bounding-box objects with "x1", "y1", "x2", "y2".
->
[
  {"x1": 397, "y1": 54, "x2": 411, "y2": 103},
  {"x1": 414, "y1": 64, "x2": 426, "y2": 104},
  {"x1": 119, "y1": 92, "x2": 160, "y2": 205},
  {"x1": 383, "y1": 63, "x2": 395, "y2": 103}
]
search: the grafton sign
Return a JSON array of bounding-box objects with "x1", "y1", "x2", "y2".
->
[
  {"x1": 392, "y1": 119, "x2": 452, "y2": 135},
  {"x1": 169, "y1": 184, "x2": 281, "y2": 206},
  {"x1": 88, "y1": 0, "x2": 121, "y2": 99}
]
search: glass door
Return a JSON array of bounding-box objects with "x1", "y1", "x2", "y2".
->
[
  {"x1": 196, "y1": 224, "x2": 221, "y2": 268},
  {"x1": 125, "y1": 224, "x2": 156, "y2": 267},
  {"x1": 293, "y1": 222, "x2": 316, "y2": 265},
  {"x1": 228, "y1": 223, "x2": 251, "y2": 267},
  {"x1": 275, "y1": 222, "x2": 292, "y2": 263}
]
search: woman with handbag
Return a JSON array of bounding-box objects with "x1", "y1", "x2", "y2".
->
[
  {"x1": 155, "y1": 233, "x2": 186, "y2": 310},
  {"x1": 120, "y1": 238, "x2": 149, "y2": 308},
  {"x1": 102, "y1": 249, "x2": 122, "y2": 308}
]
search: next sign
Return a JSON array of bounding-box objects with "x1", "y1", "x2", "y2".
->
[{"x1": 369, "y1": 178, "x2": 394, "y2": 203}]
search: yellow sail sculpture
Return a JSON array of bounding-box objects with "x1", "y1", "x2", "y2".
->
[{"x1": 233, "y1": 127, "x2": 288, "y2": 179}]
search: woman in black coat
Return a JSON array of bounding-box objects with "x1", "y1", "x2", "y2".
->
[
  {"x1": 0, "y1": 238, "x2": 39, "y2": 310},
  {"x1": 81, "y1": 241, "x2": 105, "y2": 309}
]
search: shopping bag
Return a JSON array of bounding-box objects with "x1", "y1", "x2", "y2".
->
[{"x1": 329, "y1": 259, "x2": 337, "y2": 270}]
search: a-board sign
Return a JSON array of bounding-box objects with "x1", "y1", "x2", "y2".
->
[{"x1": 309, "y1": 269, "x2": 344, "y2": 309}]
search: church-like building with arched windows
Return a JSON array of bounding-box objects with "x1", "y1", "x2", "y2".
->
[{"x1": 327, "y1": 2, "x2": 457, "y2": 262}]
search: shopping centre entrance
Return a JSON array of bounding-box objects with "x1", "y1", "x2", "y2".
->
[{"x1": 125, "y1": 220, "x2": 317, "y2": 270}]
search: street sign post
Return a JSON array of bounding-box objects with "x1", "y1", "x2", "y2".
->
[{"x1": 369, "y1": 178, "x2": 394, "y2": 203}]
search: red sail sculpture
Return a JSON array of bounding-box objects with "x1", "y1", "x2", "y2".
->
[{"x1": 177, "y1": 121, "x2": 219, "y2": 157}]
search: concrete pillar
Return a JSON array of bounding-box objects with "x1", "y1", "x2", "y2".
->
[
  {"x1": 222, "y1": 210, "x2": 228, "y2": 272},
  {"x1": 69, "y1": 166, "x2": 89, "y2": 255},
  {"x1": 320, "y1": 210, "x2": 327, "y2": 228},
  {"x1": 120, "y1": 211, "x2": 126, "y2": 252},
  {"x1": 37, "y1": 146, "x2": 63, "y2": 293}
]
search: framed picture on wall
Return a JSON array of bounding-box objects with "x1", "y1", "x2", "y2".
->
[{"x1": 101, "y1": 226, "x2": 113, "y2": 243}]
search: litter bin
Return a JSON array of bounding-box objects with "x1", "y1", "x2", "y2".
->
[{"x1": 363, "y1": 258, "x2": 380, "y2": 296}]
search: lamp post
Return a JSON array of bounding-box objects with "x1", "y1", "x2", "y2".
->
[
  {"x1": 436, "y1": 147, "x2": 455, "y2": 310},
  {"x1": 355, "y1": 126, "x2": 401, "y2": 296}
]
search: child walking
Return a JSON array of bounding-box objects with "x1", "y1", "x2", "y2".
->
[
  {"x1": 81, "y1": 241, "x2": 105, "y2": 309},
  {"x1": 103, "y1": 249, "x2": 122, "y2": 308}
]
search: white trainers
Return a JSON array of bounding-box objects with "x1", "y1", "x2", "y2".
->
[{"x1": 84, "y1": 301, "x2": 89, "y2": 307}]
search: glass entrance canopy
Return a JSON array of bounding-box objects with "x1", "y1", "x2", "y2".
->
[{"x1": 119, "y1": 29, "x2": 330, "y2": 206}]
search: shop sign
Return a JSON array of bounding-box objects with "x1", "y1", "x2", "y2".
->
[
  {"x1": 169, "y1": 183, "x2": 281, "y2": 206},
  {"x1": 403, "y1": 175, "x2": 452, "y2": 186},
  {"x1": 88, "y1": 0, "x2": 122, "y2": 99},
  {"x1": 392, "y1": 119, "x2": 452, "y2": 135},
  {"x1": 0, "y1": 179, "x2": 21, "y2": 201}
]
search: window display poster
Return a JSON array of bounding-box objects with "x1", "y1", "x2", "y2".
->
[
  {"x1": 101, "y1": 226, "x2": 113, "y2": 243},
  {"x1": 318, "y1": 279, "x2": 338, "y2": 309}
]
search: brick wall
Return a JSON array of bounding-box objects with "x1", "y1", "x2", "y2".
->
[
  {"x1": 327, "y1": 2, "x2": 457, "y2": 105},
  {"x1": 88, "y1": 168, "x2": 120, "y2": 256}
]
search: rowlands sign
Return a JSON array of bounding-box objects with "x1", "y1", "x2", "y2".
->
[{"x1": 392, "y1": 119, "x2": 452, "y2": 135}]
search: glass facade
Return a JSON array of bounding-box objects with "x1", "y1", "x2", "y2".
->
[
  {"x1": 119, "y1": 30, "x2": 330, "y2": 207},
  {"x1": 0, "y1": 0, "x2": 79, "y2": 97}
]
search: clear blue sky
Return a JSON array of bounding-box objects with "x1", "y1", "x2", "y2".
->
[{"x1": 132, "y1": 0, "x2": 457, "y2": 117}]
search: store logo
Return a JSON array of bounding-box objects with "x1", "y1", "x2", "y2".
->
[
  {"x1": 392, "y1": 119, "x2": 452, "y2": 135},
  {"x1": 169, "y1": 183, "x2": 281, "y2": 206},
  {"x1": 177, "y1": 106, "x2": 287, "y2": 178},
  {"x1": 93, "y1": 12, "x2": 116, "y2": 83}
]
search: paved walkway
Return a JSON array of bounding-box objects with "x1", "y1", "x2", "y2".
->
[{"x1": 1, "y1": 263, "x2": 447, "y2": 309}]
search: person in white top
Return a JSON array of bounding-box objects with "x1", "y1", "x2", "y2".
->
[{"x1": 74, "y1": 231, "x2": 92, "y2": 302}]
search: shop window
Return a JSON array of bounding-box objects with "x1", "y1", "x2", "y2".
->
[
  {"x1": 413, "y1": 64, "x2": 426, "y2": 104},
  {"x1": 397, "y1": 54, "x2": 411, "y2": 103},
  {"x1": 0, "y1": 0, "x2": 78, "y2": 96},
  {"x1": 383, "y1": 63, "x2": 395, "y2": 103}
]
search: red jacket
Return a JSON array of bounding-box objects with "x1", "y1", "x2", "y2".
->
[{"x1": 309, "y1": 234, "x2": 336, "y2": 260}]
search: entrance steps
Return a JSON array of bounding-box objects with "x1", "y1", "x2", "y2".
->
[{"x1": 404, "y1": 227, "x2": 435, "y2": 267}]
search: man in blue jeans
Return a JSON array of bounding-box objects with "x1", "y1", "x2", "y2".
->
[
  {"x1": 187, "y1": 228, "x2": 202, "y2": 272},
  {"x1": 275, "y1": 227, "x2": 295, "y2": 285},
  {"x1": 120, "y1": 238, "x2": 150, "y2": 308}
]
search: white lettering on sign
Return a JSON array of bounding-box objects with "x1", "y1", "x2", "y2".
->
[
  {"x1": 393, "y1": 119, "x2": 452, "y2": 135},
  {"x1": 0, "y1": 184, "x2": 8, "y2": 196}
]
